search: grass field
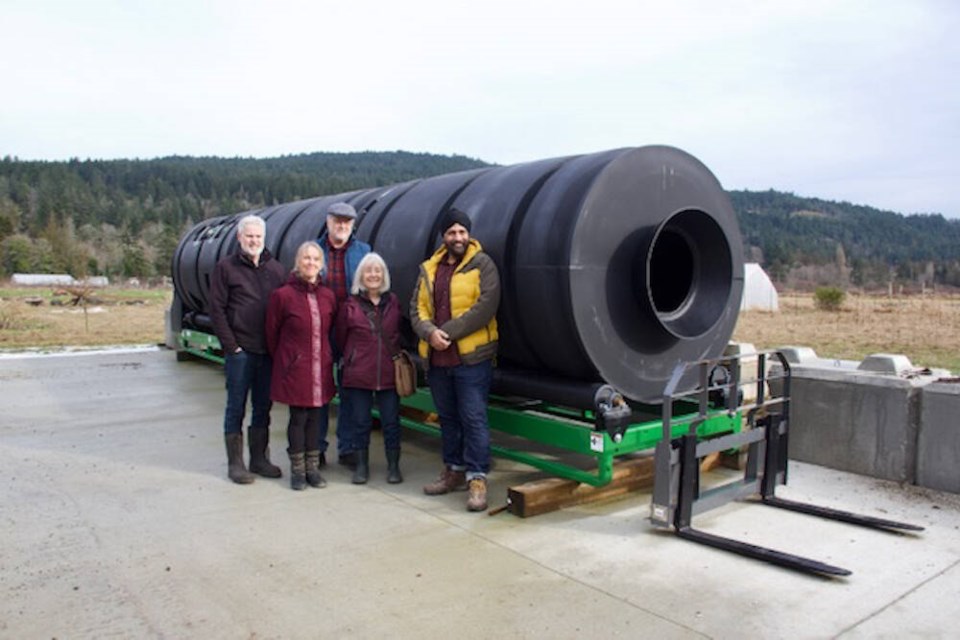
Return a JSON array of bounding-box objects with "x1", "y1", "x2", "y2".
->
[
  {"x1": 0, "y1": 286, "x2": 172, "y2": 349},
  {"x1": 1, "y1": 285, "x2": 957, "y2": 373},
  {"x1": 733, "y1": 292, "x2": 960, "y2": 373}
]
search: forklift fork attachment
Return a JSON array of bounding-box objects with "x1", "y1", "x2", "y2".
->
[
  {"x1": 760, "y1": 496, "x2": 925, "y2": 533},
  {"x1": 677, "y1": 527, "x2": 851, "y2": 577},
  {"x1": 651, "y1": 351, "x2": 923, "y2": 578}
]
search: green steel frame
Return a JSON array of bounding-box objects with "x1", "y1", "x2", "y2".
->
[
  {"x1": 177, "y1": 328, "x2": 740, "y2": 486},
  {"x1": 179, "y1": 329, "x2": 227, "y2": 365},
  {"x1": 398, "y1": 387, "x2": 739, "y2": 487}
]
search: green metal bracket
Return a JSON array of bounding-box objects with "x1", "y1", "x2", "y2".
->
[{"x1": 179, "y1": 329, "x2": 225, "y2": 365}]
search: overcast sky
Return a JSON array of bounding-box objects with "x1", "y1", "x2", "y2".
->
[{"x1": 2, "y1": 0, "x2": 958, "y2": 218}]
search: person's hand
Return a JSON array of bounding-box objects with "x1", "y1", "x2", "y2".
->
[{"x1": 428, "y1": 329, "x2": 451, "y2": 351}]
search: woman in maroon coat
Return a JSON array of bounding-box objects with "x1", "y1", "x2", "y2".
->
[
  {"x1": 265, "y1": 241, "x2": 337, "y2": 490},
  {"x1": 335, "y1": 252, "x2": 404, "y2": 485}
]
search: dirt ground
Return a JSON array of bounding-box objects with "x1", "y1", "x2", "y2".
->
[{"x1": 1, "y1": 285, "x2": 957, "y2": 373}]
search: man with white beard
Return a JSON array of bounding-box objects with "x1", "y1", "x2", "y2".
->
[{"x1": 210, "y1": 215, "x2": 288, "y2": 484}]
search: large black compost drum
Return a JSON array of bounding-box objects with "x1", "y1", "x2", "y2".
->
[{"x1": 171, "y1": 145, "x2": 744, "y2": 404}]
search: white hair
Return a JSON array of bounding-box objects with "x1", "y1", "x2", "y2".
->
[
  {"x1": 236, "y1": 214, "x2": 266, "y2": 237},
  {"x1": 351, "y1": 252, "x2": 391, "y2": 295}
]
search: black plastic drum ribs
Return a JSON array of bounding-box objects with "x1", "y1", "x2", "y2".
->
[{"x1": 171, "y1": 146, "x2": 744, "y2": 404}]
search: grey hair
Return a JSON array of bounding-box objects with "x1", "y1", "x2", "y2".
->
[
  {"x1": 236, "y1": 214, "x2": 266, "y2": 237},
  {"x1": 351, "y1": 252, "x2": 391, "y2": 295},
  {"x1": 293, "y1": 241, "x2": 324, "y2": 278}
]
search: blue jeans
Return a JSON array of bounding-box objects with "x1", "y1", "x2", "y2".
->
[
  {"x1": 223, "y1": 351, "x2": 273, "y2": 435},
  {"x1": 426, "y1": 360, "x2": 493, "y2": 477},
  {"x1": 342, "y1": 387, "x2": 401, "y2": 451}
]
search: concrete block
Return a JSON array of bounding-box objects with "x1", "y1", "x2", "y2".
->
[
  {"x1": 776, "y1": 346, "x2": 819, "y2": 365},
  {"x1": 858, "y1": 354, "x2": 914, "y2": 375},
  {"x1": 858, "y1": 353, "x2": 952, "y2": 378},
  {"x1": 785, "y1": 366, "x2": 928, "y2": 484},
  {"x1": 917, "y1": 380, "x2": 960, "y2": 493}
]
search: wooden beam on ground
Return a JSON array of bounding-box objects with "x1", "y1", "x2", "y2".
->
[{"x1": 507, "y1": 457, "x2": 656, "y2": 517}]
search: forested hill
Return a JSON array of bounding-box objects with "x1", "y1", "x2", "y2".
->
[
  {"x1": 729, "y1": 190, "x2": 960, "y2": 287},
  {"x1": 0, "y1": 151, "x2": 489, "y2": 233},
  {"x1": 0, "y1": 151, "x2": 489, "y2": 279},
  {"x1": 1, "y1": 151, "x2": 959, "y2": 288}
]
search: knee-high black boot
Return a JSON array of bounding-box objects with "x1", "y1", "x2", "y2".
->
[
  {"x1": 386, "y1": 448, "x2": 403, "y2": 484},
  {"x1": 351, "y1": 449, "x2": 369, "y2": 485},
  {"x1": 224, "y1": 433, "x2": 255, "y2": 484},
  {"x1": 248, "y1": 428, "x2": 282, "y2": 478}
]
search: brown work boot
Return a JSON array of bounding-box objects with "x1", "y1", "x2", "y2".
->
[
  {"x1": 466, "y1": 477, "x2": 488, "y2": 512},
  {"x1": 422, "y1": 467, "x2": 467, "y2": 495},
  {"x1": 224, "y1": 433, "x2": 255, "y2": 485}
]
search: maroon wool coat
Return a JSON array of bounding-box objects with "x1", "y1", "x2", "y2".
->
[
  {"x1": 265, "y1": 274, "x2": 337, "y2": 408},
  {"x1": 335, "y1": 292, "x2": 402, "y2": 391}
]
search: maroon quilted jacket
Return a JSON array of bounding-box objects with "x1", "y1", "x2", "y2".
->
[
  {"x1": 265, "y1": 274, "x2": 337, "y2": 407},
  {"x1": 335, "y1": 292, "x2": 402, "y2": 391}
]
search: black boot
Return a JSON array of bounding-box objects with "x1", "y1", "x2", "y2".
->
[
  {"x1": 289, "y1": 452, "x2": 306, "y2": 491},
  {"x1": 305, "y1": 451, "x2": 327, "y2": 488},
  {"x1": 224, "y1": 433, "x2": 255, "y2": 484},
  {"x1": 248, "y1": 428, "x2": 282, "y2": 478},
  {"x1": 337, "y1": 451, "x2": 357, "y2": 469},
  {"x1": 351, "y1": 448, "x2": 369, "y2": 485},
  {"x1": 386, "y1": 448, "x2": 403, "y2": 484}
]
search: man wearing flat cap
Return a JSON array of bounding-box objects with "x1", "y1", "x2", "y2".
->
[
  {"x1": 317, "y1": 202, "x2": 371, "y2": 467},
  {"x1": 411, "y1": 207, "x2": 500, "y2": 512}
]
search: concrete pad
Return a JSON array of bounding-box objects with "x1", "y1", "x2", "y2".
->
[{"x1": 2, "y1": 349, "x2": 959, "y2": 638}]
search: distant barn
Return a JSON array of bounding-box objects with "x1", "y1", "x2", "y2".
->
[
  {"x1": 10, "y1": 274, "x2": 109, "y2": 287},
  {"x1": 11, "y1": 273, "x2": 76, "y2": 287}
]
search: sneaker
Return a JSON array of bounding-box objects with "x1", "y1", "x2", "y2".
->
[
  {"x1": 422, "y1": 467, "x2": 467, "y2": 495},
  {"x1": 466, "y1": 477, "x2": 488, "y2": 512}
]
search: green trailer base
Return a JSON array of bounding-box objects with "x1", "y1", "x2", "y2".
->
[
  {"x1": 396, "y1": 388, "x2": 739, "y2": 487},
  {"x1": 178, "y1": 329, "x2": 226, "y2": 365},
  {"x1": 177, "y1": 328, "x2": 739, "y2": 487}
]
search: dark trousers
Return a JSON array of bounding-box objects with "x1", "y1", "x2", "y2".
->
[
  {"x1": 223, "y1": 351, "x2": 272, "y2": 435},
  {"x1": 287, "y1": 406, "x2": 321, "y2": 455},
  {"x1": 341, "y1": 387, "x2": 402, "y2": 451}
]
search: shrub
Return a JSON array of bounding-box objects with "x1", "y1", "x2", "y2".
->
[{"x1": 814, "y1": 286, "x2": 845, "y2": 311}]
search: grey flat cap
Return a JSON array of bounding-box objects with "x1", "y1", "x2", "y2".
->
[{"x1": 327, "y1": 202, "x2": 357, "y2": 219}]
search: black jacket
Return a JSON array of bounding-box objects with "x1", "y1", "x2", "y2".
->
[{"x1": 209, "y1": 249, "x2": 287, "y2": 354}]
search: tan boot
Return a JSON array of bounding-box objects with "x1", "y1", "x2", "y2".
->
[
  {"x1": 422, "y1": 467, "x2": 467, "y2": 495},
  {"x1": 289, "y1": 452, "x2": 306, "y2": 491},
  {"x1": 466, "y1": 477, "x2": 488, "y2": 512},
  {"x1": 305, "y1": 451, "x2": 327, "y2": 488}
]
